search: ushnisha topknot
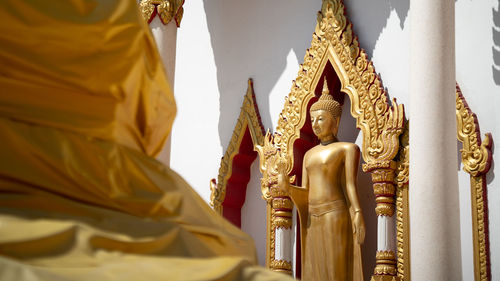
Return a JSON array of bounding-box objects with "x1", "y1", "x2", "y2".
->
[{"x1": 310, "y1": 78, "x2": 342, "y2": 118}]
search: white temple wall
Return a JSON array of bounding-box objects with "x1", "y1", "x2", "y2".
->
[
  {"x1": 168, "y1": 0, "x2": 500, "y2": 279},
  {"x1": 241, "y1": 161, "x2": 267, "y2": 265},
  {"x1": 168, "y1": 0, "x2": 222, "y2": 203}
]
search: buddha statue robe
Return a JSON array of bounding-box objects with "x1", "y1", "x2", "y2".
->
[{"x1": 0, "y1": 1, "x2": 292, "y2": 280}]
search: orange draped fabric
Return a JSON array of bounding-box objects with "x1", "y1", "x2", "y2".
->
[{"x1": 0, "y1": 1, "x2": 291, "y2": 280}]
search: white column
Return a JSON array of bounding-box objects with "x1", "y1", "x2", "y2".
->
[
  {"x1": 409, "y1": 0, "x2": 462, "y2": 280},
  {"x1": 150, "y1": 18, "x2": 177, "y2": 166},
  {"x1": 275, "y1": 227, "x2": 292, "y2": 262},
  {"x1": 377, "y1": 215, "x2": 395, "y2": 252}
]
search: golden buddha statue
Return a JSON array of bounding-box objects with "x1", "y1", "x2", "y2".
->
[{"x1": 278, "y1": 79, "x2": 365, "y2": 281}]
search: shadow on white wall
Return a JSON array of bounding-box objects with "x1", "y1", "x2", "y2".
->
[
  {"x1": 345, "y1": 0, "x2": 409, "y2": 58},
  {"x1": 493, "y1": 1, "x2": 500, "y2": 86},
  {"x1": 202, "y1": 0, "x2": 321, "y2": 150}
]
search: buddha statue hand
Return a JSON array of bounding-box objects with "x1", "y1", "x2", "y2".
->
[
  {"x1": 353, "y1": 210, "x2": 366, "y2": 244},
  {"x1": 276, "y1": 159, "x2": 290, "y2": 194}
]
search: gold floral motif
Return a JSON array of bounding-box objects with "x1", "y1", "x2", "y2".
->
[
  {"x1": 370, "y1": 163, "x2": 397, "y2": 216},
  {"x1": 373, "y1": 183, "x2": 396, "y2": 196},
  {"x1": 270, "y1": 260, "x2": 293, "y2": 274},
  {"x1": 374, "y1": 201, "x2": 394, "y2": 217},
  {"x1": 395, "y1": 188, "x2": 405, "y2": 278},
  {"x1": 268, "y1": 206, "x2": 275, "y2": 267},
  {"x1": 395, "y1": 121, "x2": 409, "y2": 281},
  {"x1": 370, "y1": 163, "x2": 396, "y2": 182},
  {"x1": 371, "y1": 276, "x2": 399, "y2": 281},
  {"x1": 456, "y1": 86, "x2": 492, "y2": 177},
  {"x1": 139, "y1": 0, "x2": 184, "y2": 27},
  {"x1": 374, "y1": 251, "x2": 397, "y2": 276},
  {"x1": 269, "y1": 185, "x2": 291, "y2": 198},
  {"x1": 209, "y1": 179, "x2": 222, "y2": 214},
  {"x1": 273, "y1": 216, "x2": 293, "y2": 229},
  {"x1": 139, "y1": 0, "x2": 155, "y2": 23},
  {"x1": 374, "y1": 264, "x2": 397, "y2": 276},
  {"x1": 470, "y1": 177, "x2": 489, "y2": 281},
  {"x1": 272, "y1": 198, "x2": 294, "y2": 210},
  {"x1": 456, "y1": 85, "x2": 492, "y2": 281},
  {"x1": 396, "y1": 123, "x2": 409, "y2": 188},
  {"x1": 255, "y1": 132, "x2": 284, "y2": 203},
  {"x1": 257, "y1": 0, "x2": 405, "y2": 275},
  {"x1": 376, "y1": 250, "x2": 396, "y2": 260},
  {"x1": 209, "y1": 79, "x2": 265, "y2": 214}
]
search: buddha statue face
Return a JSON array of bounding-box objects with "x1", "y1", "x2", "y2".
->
[
  {"x1": 309, "y1": 78, "x2": 342, "y2": 142},
  {"x1": 310, "y1": 109, "x2": 340, "y2": 141}
]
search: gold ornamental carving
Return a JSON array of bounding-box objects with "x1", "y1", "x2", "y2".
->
[
  {"x1": 393, "y1": 85, "x2": 494, "y2": 281},
  {"x1": 395, "y1": 123, "x2": 409, "y2": 188},
  {"x1": 373, "y1": 250, "x2": 397, "y2": 276},
  {"x1": 456, "y1": 86, "x2": 492, "y2": 177},
  {"x1": 271, "y1": 186, "x2": 294, "y2": 229},
  {"x1": 395, "y1": 122, "x2": 410, "y2": 281},
  {"x1": 270, "y1": 260, "x2": 292, "y2": 273},
  {"x1": 255, "y1": 132, "x2": 280, "y2": 203},
  {"x1": 273, "y1": 212, "x2": 293, "y2": 229},
  {"x1": 256, "y1": 0, "x2": 405, "y2": 276},
  {"x1": 209, "y1": 179, "x2": 222, "y2": 214},
  {"x1": 370, "y1": 161, "x2": 397, "y2": 216},
  {"x1": 209, "y1": 79, "x2": 265, "y2": 215},
  {"x1": 272, "y1": 197, "x2": 294, "y2": 210},
  {"x1": 371, "y1": 276, "x2": 399, "y2": 281},
  {"x1": 139, "y1": 0, "x2": 184, "y2": 27},
  {"x1": 271, "y1": 2, "x2": 405, "y2": 172},
  {"x1": 255, "y1": 133, "x2": 294, "y2": 273},
  {"x1": 456, "y1": 85, "x2": 492, "y2": 281}
]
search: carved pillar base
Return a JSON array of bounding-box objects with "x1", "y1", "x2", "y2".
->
[
  {"x1": 370, "y1": 275, "x2": 400, "y2": 281},
  {"x1": 269, "y1": 187, "x2": 293, "y2": 276},
  {"x1": 364, "y1": 162, "x2": 399, "y2": 281},
  {"x1": 374, "y1": 250, "x2": 397, "y2": 275},
  {"x1": 372, "y1": 251, "x2": 399, "y2": 281},
  {"x1": 269, "y1": 260, "x2": 292, "y2": 275}
]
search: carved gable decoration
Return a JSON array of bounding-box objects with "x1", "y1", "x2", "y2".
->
[
  {"x1": 456, "y1": 85, "x2": 493, "y2": 281},
  {"x1": 256, "y1": 0, "x2": 405, "y2": 277},
  {"x1": 210, "y1": 79, "x2": 265, "y2": 227},
  {"x1": 271, "y1": 1, "x2": 404, "y2": 173}
]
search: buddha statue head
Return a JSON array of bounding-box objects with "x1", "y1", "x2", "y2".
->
[{"x1": 310, "y1": 78, "x2": 342, "y2": 142}]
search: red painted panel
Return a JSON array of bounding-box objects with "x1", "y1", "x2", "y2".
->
[{"x1": 221, "y1": 128, "x2": 257, "y2": 227}]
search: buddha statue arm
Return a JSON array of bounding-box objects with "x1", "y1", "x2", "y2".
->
[
  {"x1": 291, "y1": 163, "x2": 309, "y2": 213},
  {"x1": 276, "y1": 160, "x2": 308, "y2": 211},
  {"x1": 276, "y1": 160, "x2": 308, "y2": 231},
  {"x1": 344, "y1": 144, "x2": 366, "y2": 244}
]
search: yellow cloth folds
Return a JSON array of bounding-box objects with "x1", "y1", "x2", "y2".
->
[
  {"x1": 0, "y1": 1, "x2": 291, "y2": 280},
  {"x1": 0, "y1": 0, "x2": 175, "y2": 156}
]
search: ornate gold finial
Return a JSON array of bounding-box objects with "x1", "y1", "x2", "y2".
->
[
  {"x1": 322, "y1": 77, "x2": 329, "y2": 95},
  {"x1": 310, "y1": 78, "x2": 342, "y2": 118}
]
